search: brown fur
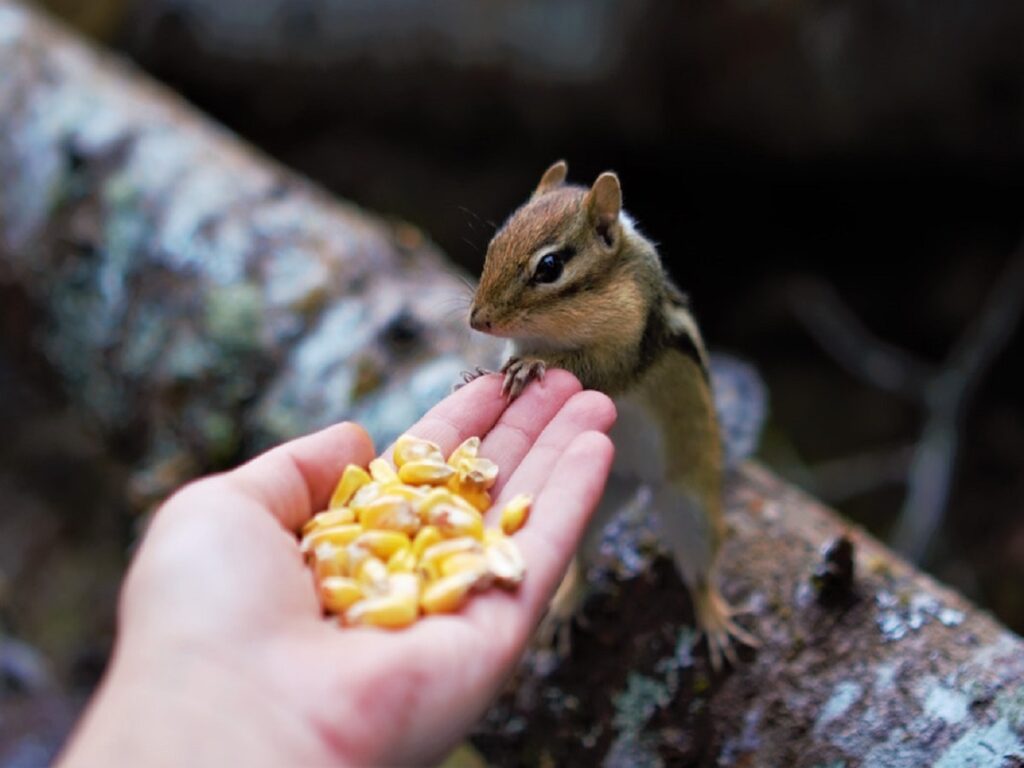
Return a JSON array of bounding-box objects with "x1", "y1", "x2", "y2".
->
[
  {"x1": 471, "y1": 166, "x2": 693, "y2": 396},
  {"x1": 472, "y1": 162, "x2": 749, "y2": 668}
]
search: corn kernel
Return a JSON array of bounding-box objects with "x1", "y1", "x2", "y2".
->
[
  {"x1": 446, "y1": 436, "x2": 480, "y2": 467},
  {"x1": 300, "y1": 523, "x2": 363, "y2": 554},
  {"x1": 369, "y1": 458, "x2": 399, "y2": 484},
  {"x1": 379, "y1": 483, "x2": 428, "y2": 502},
  {"x1": 329, "y1": 465, "x2": 371, "y2": 509},
  {"x1": 356, "y1": 556, "x2": 390, "y2": 595},
  {"x1": 387, "y1": 547, "x2": 418, "y2": 574},
  {"x1": 441, "y1": 552, "x2": 490, "y2": 578},
  {"x1": 411, "y1": 526, "x2": 443, "y2": 559},
  {"x1": 500, "y1": 494, "x2": 532, "y2": 535},
  {"x1": 419, "y1": 537, "x2": 483, "y2": 574},
  {"x1": 349, "y1": 481, "x2": 384, "y2": 511},
  {"x1": 484, "y1": 531, "x2": 526, "y2": 587},
  {"x1": 354, "y1": 529, "x2": 412, "y2": 560},
  {"x1": 398, "y1": 459, "x2": 455, "y2": 486},
  {"x1": 312, "y1": 542, "x2": 348, "y2": 580},
  {"x1": 320, "y1": 576, "x2": 363, "y2": 613},
  {"x1": 420, "y1": 569, "x2": 487, "y2": 614},
  {"x1": 452, "y1": 485, "x2": 491, "y2": 513},
  {"x1": 415, "y1": 488, "x2": 479, "y2": 518},
  {"x1": 388, "y1": 572, "x2": 422, "y2": 602},
  {"x1": 345, "y1": 542, "x2": 373, "y2": 578},
  {"x1": 302, "y1": 507, "x2": 355, "y2": 536},
  {"x1": 456, "y1": 457, "x2": 499, "y2": 491},
  {"x1": 358, "y1": 496, "x2": 420, "y2": 535},
  {"x1": 345, "y1": 593, "x2": 418, "y2": 628},
  {"x1": 393, "y1": 434, "x2": 444, "y2": 468},
  {"x1": 426, "y1": 503, "x2": 484, "y2": 540}
]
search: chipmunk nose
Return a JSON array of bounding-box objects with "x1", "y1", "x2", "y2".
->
[{"x1": 469, "y1": 307, "x2": 492, "y2": 332}]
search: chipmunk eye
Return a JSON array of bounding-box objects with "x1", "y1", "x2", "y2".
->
[{"x1": 532, "y1": 249, "x2": 569, "y2": 284}]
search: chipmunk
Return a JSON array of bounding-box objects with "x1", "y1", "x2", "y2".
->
[{"x1": 465, "y1": 160, "x2": 757, "y2": 669}]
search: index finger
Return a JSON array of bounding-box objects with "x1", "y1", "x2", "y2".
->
[{"x1": 227, "y1": 421, "x2": 375, "y2": 530}]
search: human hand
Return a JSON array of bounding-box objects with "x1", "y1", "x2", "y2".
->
[{"x1": 59, "y1": 371, "x2": 615, "y2": 767}]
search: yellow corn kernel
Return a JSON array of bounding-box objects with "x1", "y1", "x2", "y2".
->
[
  {"x1": 452, "y1": 485, "x2": 491, "y2": 513},
  {"x1": 345, "y1": 542, "x2": 372, "y2": 579},
  {"x1": 456, "y1": 457, "x2": 499, "y2": 491},
  {"x1": 345, "y1": 593, "x2": 418, "y2": 628},
  {"x1": 484, "y1": 531, "x2": 526, "y2": 587},
  {"x1": 446, "y1": 436, "x2": 480, "y2": 467},
  {"x1": 420, "y1": 569, "x2": 487, "y2": 614},
  {"x1": 312, "y1": 542, "x2": 348, "y2": 580},
  {"x1": 300, "y1": 523, "x2": 363, "y2": 554},
  {"x1": 387, "y1": 547, "x2": 417, "y2": 574},
  {"x1": 500, "y1": 494, "x2": 532, "y2": 535},
  {"x1": 329, "y1": 465, "x2": 371, "y2": 509},
  {"x1": 354, "y1": 530, "x2": 412, "y2": 560},
  {"x1": 349, "y1": 481, "x2": 384, "y2": 511},
  {"x1": 441, "y1": 552, "x2": 490, "y2": 579},
  {"x1": 398, "y1": 459, "x2": 455, "y2": 486},
  {"x1": 302, "y1": 507, "x2": 355, "y2": 536},
  {"x1": 419, "y1": 537, "x2": 483, "y2": 575},
  {"x1": 369, "y1": 458, "x2": 399, "y2": 484},
  {"x1": 411, "y1": 526, "x2": 442, "y2": 559},
  {"x1": 388, "y1": 572, "x2": 422, "y2": 602},
  {"x1": 358, "y1": 495, "x2": 420, "y2": 535},
  {"x1": 426, "y1": 503, "x2": 484, "y2": 540},
  {"x1": 393, "y1": 434, "x2": 444, "y2": 468},
  {"x1": 379, "y1": 482, "x2": 428, "y2": 502},
  {"x1": 415, "y1": 488, "x2": 471, "y2": 518},
  {"x1": 320, "y1": 576, "x2": 363, "y2": 613},
  {"x1": 355, "y1": 556, "x2": 390, "y2": 595}
]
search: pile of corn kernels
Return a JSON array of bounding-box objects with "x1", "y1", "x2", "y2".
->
[{"x1": 301, "y1": 433, "x2": 531, "y2": 628}]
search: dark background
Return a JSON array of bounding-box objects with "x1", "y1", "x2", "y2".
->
[{"x1": 3, "y1": 0, "x2": 1023, "y2": 757}]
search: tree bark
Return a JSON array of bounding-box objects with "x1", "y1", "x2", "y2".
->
[
  {"x1": 0, "y1": 0, "x2": 496, "y2": 504},
  {"x1": 0, "y1": 3, "x2": 1022, "y2": 766}
]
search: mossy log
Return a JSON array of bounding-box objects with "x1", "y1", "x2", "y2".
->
[
  {"x1": 0, "y1": 3, "x2": 1022, "y2": 766},
  {"x1": 0, "y1": 0, "x2": 496, "y2": 504}
]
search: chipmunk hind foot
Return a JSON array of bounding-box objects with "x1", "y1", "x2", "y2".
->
[
  {"x1": 535, "y1": 557, "x2": 586, "y2": 658},
  {"x1": 692, "y1": 580, "x2": 759, "y2": 673}
]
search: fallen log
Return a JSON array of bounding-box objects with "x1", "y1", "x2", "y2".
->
[
  {"x1": 0, "y1": 0, "x2": 496, "y2": 504},
  {"x1": 0, "y1": 3, "x2": 1022, "y2": 766}
]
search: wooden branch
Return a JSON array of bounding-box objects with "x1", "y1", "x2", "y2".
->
[
  {"x1": 476, "y1": 464, "x2": 1024, "y2": 766},
  {"x1": 0, "y1": 4, "x2": 1022, "y2": 766}
]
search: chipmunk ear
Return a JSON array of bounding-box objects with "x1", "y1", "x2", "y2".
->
[
  {"x1": 585, "y1": 172, "x2": 621, "y2": 246},
  {"x1": 533, "y1": 160, "x2": 568, "y2": 197}
]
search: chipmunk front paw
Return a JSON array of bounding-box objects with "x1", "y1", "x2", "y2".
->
[
  {"x1": 452, "y1": 366, "x2": 495, "y2": 392},
  {"x1": 501, "y1": 357, "x2": 547, "y2": 401}
]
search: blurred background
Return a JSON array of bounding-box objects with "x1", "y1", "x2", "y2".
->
[{"x1": 3, "y1": 0, "x2": 1024, "y2": 762}]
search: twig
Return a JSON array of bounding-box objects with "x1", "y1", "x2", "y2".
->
[
  {"x1": 791, "y1": 241, "x2": 1024, "y2": 562},
  {"x1": 789, "y1": 278, "x2": 935, "y2": 401},
  {"x1": 891, "y1": 246, "x2": 1024, "y2": 558}
]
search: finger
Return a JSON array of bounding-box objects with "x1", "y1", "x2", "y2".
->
[
  {"x1": 393, "y1": 372, "x2": 506, "y2": 458},
  {"x1": 469, "y1": 430, "x2": 615, "y2": 643},
  {"x1": 487, "y1": 389, "x2": 616, "y2": 506},
  {"x1": 478, "y1": 369, "x2": 584, "y2": 492},
  {"x1": 227, "y1": 422, "x2": 375, "y2": 531}
]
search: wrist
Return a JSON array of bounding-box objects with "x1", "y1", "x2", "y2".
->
[{"x1": 57, "y1": 636, "x2": 334, "y2": 768}]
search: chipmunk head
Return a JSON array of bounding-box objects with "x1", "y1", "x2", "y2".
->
[{"x1": 470, "y1": 160, "x2": 635, "y2": 345}]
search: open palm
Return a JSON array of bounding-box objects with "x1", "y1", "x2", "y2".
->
[{"x1": 62, "y1": 371, "x2": 615, "y2": 767}]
